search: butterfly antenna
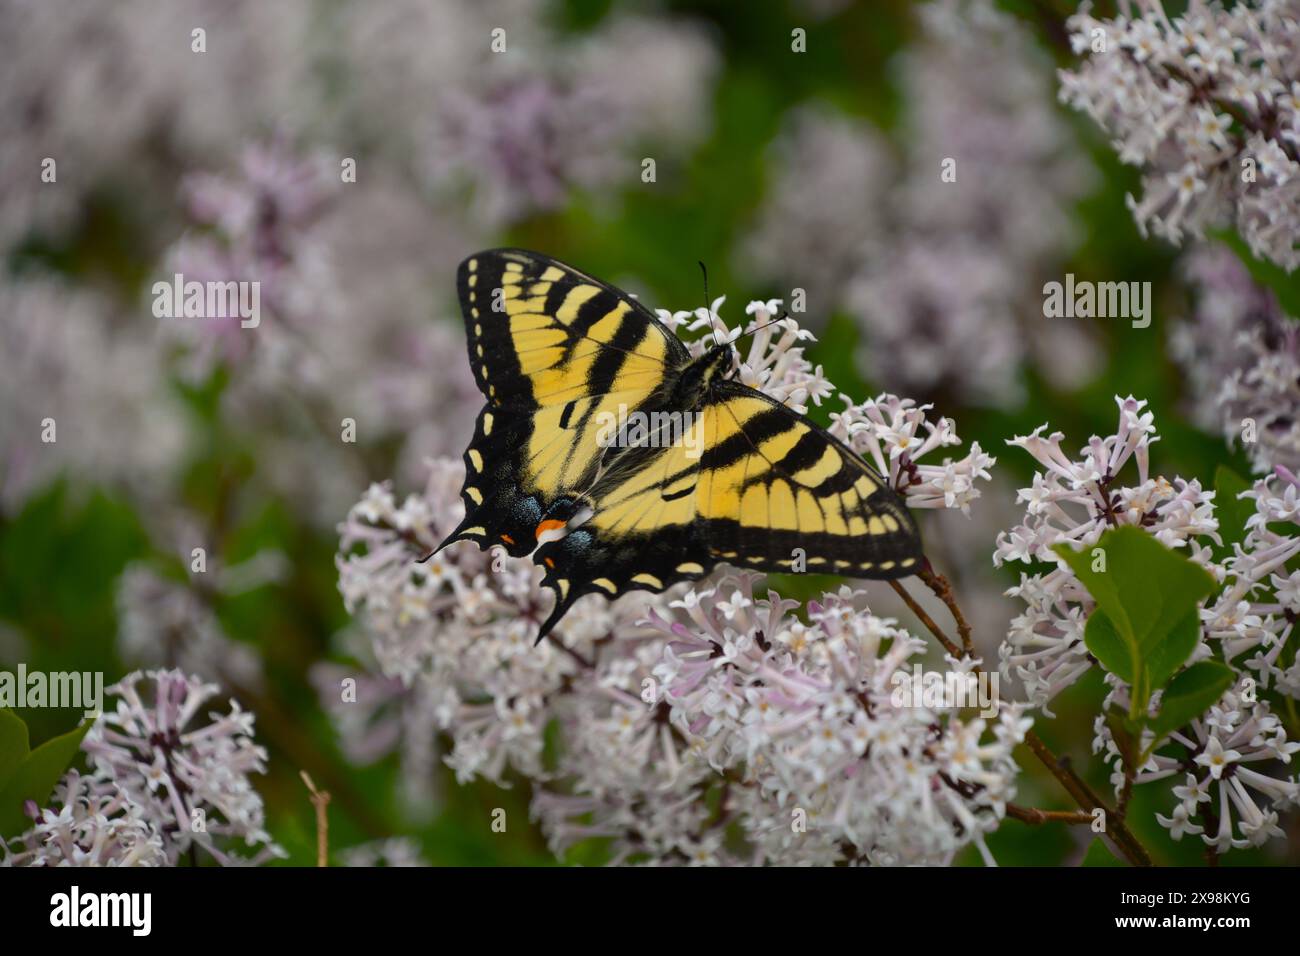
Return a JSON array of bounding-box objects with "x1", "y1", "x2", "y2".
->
[
  {"x1": 735, "y1": 311, "x2": 794, "y2": 345},
  {"x1": 698, "y1": 260, "x2": 720, "y2": 349}
]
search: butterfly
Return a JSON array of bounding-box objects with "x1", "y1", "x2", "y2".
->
[{"x1": 434, "y1": 249, "x2": 923, "y2": 641}]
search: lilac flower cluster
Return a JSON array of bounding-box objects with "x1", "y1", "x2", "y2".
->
[
  {"x1": 336, "y1": 299, "x2": 1004, "y2": 864},
  {"x1": 996, "y1": 397, "x2": 1300, "y2": 850},
  {"x1": 0, "y1": 0, "x2": 318, "y2": 249},
  {"x1": 1, "y1": 771, "x2": 166, "y2": 867},
  {"x1": 0, "y1": 1, "x2": 716, "y2": 246},
  {"x1": 1060, "y1": 0, "x2": 1300, "y2": 270},
  {"x1": 336, "y1": 460, "x2": 664, "y2": 789},
  {"x1": 1173, "y1": 243, "x2": 1300, "y2": 475},
  {"x1": 0, "y1": 279, "x2": 185, "y2": 514},
  {"x1": 158, "y1": 141, "x2": 481, "y2": 526},
  {"x1": 537, "y1": 576, "x2": 1029, "y2": 866},
  {"x1": 1096, "y1": 678, "x2": 1299, "y2": 850},
  {"x1": 116, "y1": 559, "x2": 282, "y2": 692},
  {"x1": 1202, "y1": 472, "x2": 1300, "y2": 695},
  {"x1": 0, "y1": 0, "x2": 719, "y2": 524},
  {"x1": 339, "y1": 837, "x2": 429, "y2": 868},
  {"x1": 743, "y1": 0, "x2": 1096, "y2": 406},
  {"x1": 996, "y1": 396, "x2": 1218, "y2": 708},
  {"x1": 0, "y1": 2, "x2": 724, "y2": 868},
  {"x1": 405, "y1": 10, "x2": 719, "y2": 225},
  {"x1": 4, "y1": 670, "x2": 282, "y2": 867}
]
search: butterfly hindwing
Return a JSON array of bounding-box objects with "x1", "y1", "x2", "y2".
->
[
  {"x1": 532, "y1": 383, "x2": 922, "y2": 638},
  {"x1": 439, "y1": 249, "x2": 688, "y2": 557},
  {"x1": 696, "y1": 382, "x2": 922, "y2": 576},
  {"x1": 439, "y1": 405, "x2": 543, "y2": 557},
  {"x1": 533, "y1": 430, "x2": 711, "y2": 636}
]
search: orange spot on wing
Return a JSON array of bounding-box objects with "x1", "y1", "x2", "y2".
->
[
  {"x1": 500, "y1": 534, "x2": 515, "y2": 545},
  {"x1": 534, "y1": 518, "x2": 566, "y2": 540},
  {"x1": 544, "y1": 557, "x2": 555, "y2": 569}
]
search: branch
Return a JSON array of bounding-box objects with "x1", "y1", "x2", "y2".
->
[
  {"x1": 1023, "y1": 733, "x2": 1153, "y2": 866},
  {"x1": 1117, "y1": 764, "x2": 1137, "y2": 817},
  {"x1": 1006, "y1": 804, "x2": 1095, "y2": 826},
  {"x1": 301, "y1": 771, "x2": 331, "y2": 867},
  {"x1": 911, "y1": 561, "x2": 1155, "y2": 866},
  {"x1": 917, "y1": 562, "x2": 974, "y2": 658},
  {"x1": 889, "y1": 580, "x2": 961, "y2": 658},
  {"x1": 547, "y1": 632, "x2": 595, "y2": 670}
]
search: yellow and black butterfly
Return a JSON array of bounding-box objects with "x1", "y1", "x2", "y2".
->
[{"x1": 435, "y1": 249, "x2": 922, "y2": 641}]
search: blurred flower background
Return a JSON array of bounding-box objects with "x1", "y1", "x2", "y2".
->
[{"x1": 1, "y1": 0, "x2": 1298, "y2": 866}]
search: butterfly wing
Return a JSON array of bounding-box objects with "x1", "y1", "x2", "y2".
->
[
  {"x1": 695, "y1": 382, "x2": 921, "y2": 573},
  {"x1": 440, "y1": 249, "x2": 690, "y2": 558},
  {"x1": 533, "y1": 426, "x2": 709, "y2": 636},
  {"x1": 533, "y1": 381, "x2": 922, "y2": 637}
]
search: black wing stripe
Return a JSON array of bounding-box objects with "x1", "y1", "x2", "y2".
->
[
  {"x1": 567, "y1": 288, "x2": 622, "y2": 344},
  {"x1": 777, "y1": 429, "x2": 827, "y2": 476}
]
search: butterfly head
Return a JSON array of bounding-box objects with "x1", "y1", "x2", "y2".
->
[
  {"x1": 672, "y1": 342, "x2": 735, "y2": 409},
  {"x1": 689, "y1": 340, "x2": 737, "y2": 385}
]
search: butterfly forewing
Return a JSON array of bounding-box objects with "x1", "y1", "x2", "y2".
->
[{"x1": 439, "y1": 249, "x2": 685, "y2": 557}]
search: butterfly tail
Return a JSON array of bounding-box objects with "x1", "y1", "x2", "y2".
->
[
  {"x1": 429, "y1": 514, "x2": 487, "y2": 558},
  {"x1": 534, "y1": 583, "x2": 581, "y2": 646}
]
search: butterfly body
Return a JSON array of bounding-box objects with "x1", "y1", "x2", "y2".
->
[
  {"x1": 674, "y1": 341, "x2": 738, "y2": 396},
  {"x1": 437, "y1": 249, "x2": 923, "y2": 641}
]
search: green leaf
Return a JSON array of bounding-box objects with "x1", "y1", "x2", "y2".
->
[
  {"x1": 0, "y1": 709, "x2": 31, "y2": 792},
  {"x1": 1104, "y1": 707, "x2": 1140, "y2": 775},
  {"x1": 1054, "y1": 526, "x2": 1217, "y2": 714},
  {"x1": 1144, "y1": 607, "x2": 1204, "y2": 694},
  {"x1": 1084, "y1": 609, "x2": 1134, "y2": 684},
  {"x1": 1150, "y1": 661, "x2": 1236, "y2": 741},
  {"x1": 1214, "y1": 465, "x2": 1255, "y2": 550},
  {"x1": 0, "y1": 718, "x2": 94, "y2": 839},
  {"x1": 1082, "y1": 837, "x2": 1124, "y2": 867}
]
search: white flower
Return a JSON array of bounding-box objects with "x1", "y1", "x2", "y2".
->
[
  {"x1": 742, "y1": 0, "x2": 1096, "y2": 406},
  {"x1": 1195, "y1": 735, "x2": 1243, "y2": 779},
  {"x1": 997, "y1": 396, "x2": 1228, "y2": 711},
  {"x1": 626, "y1": 574, "x2": 1030, "y2": 864},
  {"x1": 79, "y1": 669, "x2": 284, "y2": 866},
  {"x1": 1060, "y1": 1, "x2": 1300, "y2": 270},
  {"x1": 2, "y1": 772, "x2": 166, "y2": 868},
  {"x1": 1174, "y1": 244, "x2": 1300, "y2": 476},
  {"x1": 1097, "y1": 681, "x2": 1300, "y2": 853},
  {"x1": 832, "y1": 394, "x2": 995, "y2": 513}
]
